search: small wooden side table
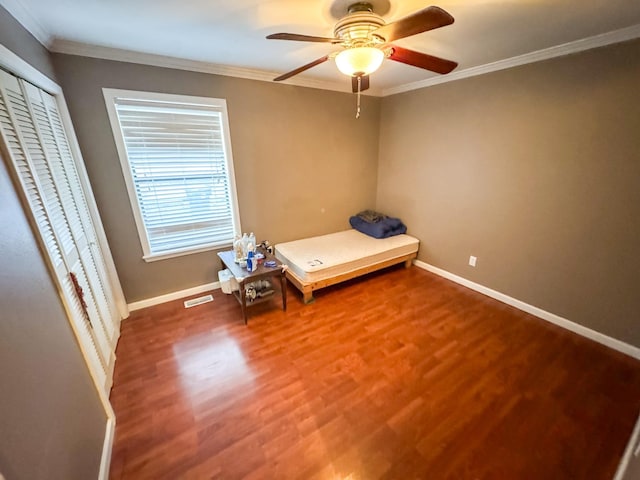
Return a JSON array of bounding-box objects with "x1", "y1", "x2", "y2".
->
[{"x1": 217, "y1": 250, "x2": 287, "y2": 324}]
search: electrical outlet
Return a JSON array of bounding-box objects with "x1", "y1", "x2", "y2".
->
[{"x1": 469, "y1": 255, "x2": 477, "y2": 267}]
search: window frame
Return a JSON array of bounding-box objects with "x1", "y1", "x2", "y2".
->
[{"x1": 103, "y1": 88, "x2": 241, "y2": 262}]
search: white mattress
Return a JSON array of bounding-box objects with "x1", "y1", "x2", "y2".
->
[{"x1": 275, "y1": 229, "x2": 419, "y2": 284}]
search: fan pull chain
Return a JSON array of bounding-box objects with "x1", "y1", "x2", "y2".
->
[{"x1": 356, "y1": 75, "x2": 361, "y2": 119}]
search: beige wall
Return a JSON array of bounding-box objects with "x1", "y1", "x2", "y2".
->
[
  {"x1": 377, "y1": 39, "x2": 640, "y2": 347},
  {"x1": 0, "y1": 150, "x2": 105, "y2": 479},
  {"x1": 0, "y1": 5, "x2": 56, "y2": 81},
  {"x1": 52, "y1": 54, "x2": 380, "y2": 302},
  {"x1": 47, "y1": 23, "x2": 638, "y2": 347}
]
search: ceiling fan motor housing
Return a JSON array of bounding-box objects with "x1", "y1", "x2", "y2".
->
[{"x1": 334, "y1": 2, "x2": 385, "y2": 47}]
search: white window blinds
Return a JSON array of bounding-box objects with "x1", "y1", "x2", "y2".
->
[{"x1": 103, "y1": 90, "x2": 240, "y2": 260}]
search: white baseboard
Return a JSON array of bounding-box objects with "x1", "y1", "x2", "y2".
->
[
  {"x1": 127, "y1": 281, "x2": 220, "y2": 311},
  {"x1": 614, "y1": 410, "x2": 640, "y2": 480},
  {"x1": 98, "y1": 416, "x2": 115, "y2": 480},
  {"x1": 413, "y1": 260, "x2": 640, "y2": 360}
]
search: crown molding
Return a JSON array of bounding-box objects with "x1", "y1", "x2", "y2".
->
[
  {"x1": 0, "y1": 0, "x2": 52, "y2": 47},
  {"x1": 0, "y1": 44, "x2": 58, "y2": 92},
  {"x1": 382, "y1": 23, "x2": 640, "y2": 96},
  {"x1": 49, "y1": 39, "x2": 384, "y2": 96},
  {"x1": 19, "y1": 13, "x2": 639, "y2": 98}
]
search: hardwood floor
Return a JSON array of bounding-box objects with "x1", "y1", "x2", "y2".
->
[{"x1": 109, "y1": 265, "x2": 640, "y2": 479}]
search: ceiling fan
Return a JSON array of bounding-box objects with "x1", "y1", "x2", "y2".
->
[{"x1": 266, "y1": 2, "x2": 458, "y2": 94}]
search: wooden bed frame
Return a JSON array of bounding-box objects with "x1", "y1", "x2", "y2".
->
[{"x1": 284, "y1": 252, "x2": 417, "y2": 304}]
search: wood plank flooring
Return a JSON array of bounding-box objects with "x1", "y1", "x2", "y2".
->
[{"x1": 109, "y1": 265, "x2": 640, "y2": 479}]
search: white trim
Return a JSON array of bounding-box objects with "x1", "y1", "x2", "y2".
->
[
  {"x1": 142, "y1": 242, "x2": 233, "y2": 263},
  {"x1": 128, "y1": 281, "x2": 221, "y2": 312},
  {"x1": 0, "y1": 44, "x2": 58, "y2": 93},
  {"x1": 614, "y1": 411, "x2": 640, "y2": 480},
  {"x1": 102, "y1": 88, "x2": 242, "y2": 261},
  {"x1": 4, "y1": 1, "x2": 639, "y2": 97},
  {"x1": 50, "y1": 40, "x2": 374, "y2": 95},
  {"x1": 98, "y1": 416, "x2": 116, "y2": 480},
  {"x1": 49, "y1": 25, "x2": 640, "y2": 98},
  {"x1": 0, "y1": 0, "x2": 52, "y2": 47},
  {"x1": 414, "y1": 260, "x2": 640, "y2": 360},
  {"x1": 382, "y1": 24, "x2": 640, "y2": 96}
]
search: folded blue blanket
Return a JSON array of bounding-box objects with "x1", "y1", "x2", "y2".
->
[{"x1": 349, "y1": 215, "x2": 407, "y2": 239}]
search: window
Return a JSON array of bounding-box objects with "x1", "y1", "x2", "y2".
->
[{"x1": 103, "y1": 89, "x2": 240, "y2": 261}]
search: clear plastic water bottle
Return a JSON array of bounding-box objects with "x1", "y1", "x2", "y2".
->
[
  {"x1": 241, "y1": 233, "x2": 249, "y2": 258},
  {"x1": 233, "y1": 234, "x2": 243, "y2": 262},
  {"x1": 248, "y1": 232, "x2": 256, "y2": 253}
]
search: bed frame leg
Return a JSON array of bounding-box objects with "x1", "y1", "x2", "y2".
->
[
  {"x1": 302, "y1": 290, "x2": 315, "y2": 304},
  {"x1": 404, "y1": 258, "x2": 413, "y2": 268}
]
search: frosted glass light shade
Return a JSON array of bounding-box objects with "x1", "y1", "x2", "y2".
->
[{"x1": 335, "y1": 47, "x2": 384, "y2": 76}]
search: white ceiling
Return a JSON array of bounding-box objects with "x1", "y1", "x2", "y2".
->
[{"x1": 3, "y1": 0, "x2": 640, "y2": 96}]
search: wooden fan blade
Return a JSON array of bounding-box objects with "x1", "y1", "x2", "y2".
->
[
  {"x1": 351, "y1": 75, "x2": 370, "y2": 93},
  {"x1": 273, "y1": 56, "x2": 330, "y2": 81},
  {"x1": 372, "y1": 6, "x2": 454, "y2": 42},
  {"x1": 389, "y1": 45, "x2": 457, "y2": 74},
  {"x1": 267, "y1": 33, "x2": 342, "y2": 43}
]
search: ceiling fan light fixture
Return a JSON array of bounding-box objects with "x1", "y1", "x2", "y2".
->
[{"x1": 335, "y1": 47, "x2": 384, "y2": 76}]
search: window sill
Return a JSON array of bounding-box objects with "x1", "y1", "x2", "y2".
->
[{"x1": 142, "y1": 242, "x2": 233, "y2": 262}]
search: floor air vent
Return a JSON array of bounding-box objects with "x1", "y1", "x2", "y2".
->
[{"x1": 184, "y1": 294, "x2": 214, "y2": 308}]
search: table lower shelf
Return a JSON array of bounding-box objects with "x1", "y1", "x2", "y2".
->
[
  {"x1": 218, "y1": 249, "x2": 287, "y2": 324},
  {"x1": 232, "y1": 288, "x2": 275, "y2": 306}
]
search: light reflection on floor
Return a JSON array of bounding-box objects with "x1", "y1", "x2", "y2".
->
[{"x1": 172, "y1": 330, "x2": 254, "y2": 414}]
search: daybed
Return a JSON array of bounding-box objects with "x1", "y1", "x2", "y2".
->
[{"x1": 275, "y1": 229, "x2": 419, "y2": 303}]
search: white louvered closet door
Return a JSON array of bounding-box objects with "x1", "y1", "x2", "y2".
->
[
  {"x1": 42, "y1": 91, "x2": 120, "y2": 337},
  {"x1": 24, "y1": 83, "x2": 119, "y2": 372},
  {"x1": 0, "y1": 69, "x2": 119, "y2": 393}
]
